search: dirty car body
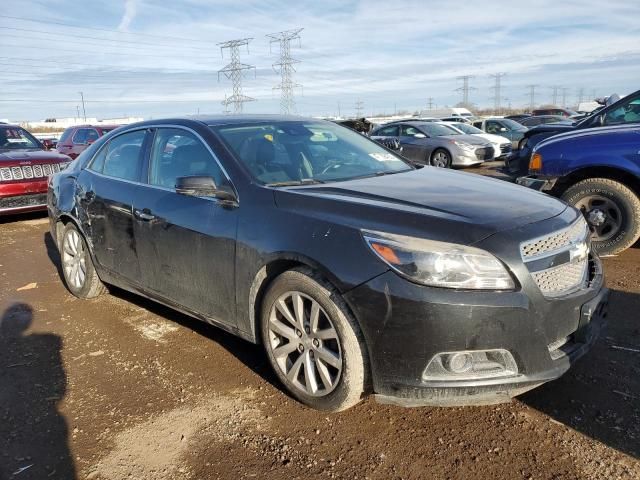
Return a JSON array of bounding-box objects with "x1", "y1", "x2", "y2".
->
[{"x1": 48, "y1": 116, "x2": 608, "y2": 409}]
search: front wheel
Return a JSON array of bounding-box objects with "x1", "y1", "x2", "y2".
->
[
  {"x1": 430, "y1": 149, "x2": 452, "y2": 168},
  {"x1": 561, "y1": 178, "x2": 640, "y2": 256},
  {"x1": 60, "y1": 223, "x2": 107, "y2": 298},
  {"x1": 260, "y1": 268, "x2": 369, "y2": 411}
]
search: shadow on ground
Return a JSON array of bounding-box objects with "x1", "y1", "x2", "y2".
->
[
  {"x1": 521, "y1": 288, "x2": 640, "y2": 459},
  {"x1": 0, "y1": 303, "x2": 76, "y2": 480}
]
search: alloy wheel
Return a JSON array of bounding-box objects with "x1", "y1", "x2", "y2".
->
[
  {"x1": 432, "y1": 151, "x2": 450, "y2": 168},
  {"x1": 575, "y1": 194, "x2": 622, "y2": 242},
  {"x1": 267, "y1": 291, "x2": 343, "y2": 397},
  {"x1": 62, "y1": 229, "x2": 87, "y2": 290}
]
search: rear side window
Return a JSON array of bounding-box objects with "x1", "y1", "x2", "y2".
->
[
  {"x1": 89, "y1": 130, "x2": 145, "y2": 182},
  {"x1": 148, "y1": 128, "x2": 225, "y2": 189},
  {"x1": 374, "y1": 125, "x2": 399, "y2": 136},
  {"x1": 73, "y1": 128, "x2": 99, "y2": 145}
]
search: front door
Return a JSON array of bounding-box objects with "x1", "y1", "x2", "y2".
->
[
  {"x1": 133, "y1": 127, "x2": 239, "y2": 326},
  {"x1": 399, "y1": 124, "x2": 430, "y2": 164},
  {"x1": 79, "y1": 128, "x2": 148, "y2": 284}
]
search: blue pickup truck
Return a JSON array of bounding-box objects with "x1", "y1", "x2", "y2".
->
[{"x1": 517, "y1": 124, "x2": 640, "y2": 255}]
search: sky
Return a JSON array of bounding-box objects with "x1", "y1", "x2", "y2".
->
[{"x1": 1, "y1": 0, "x2": 639, "y2": 121}]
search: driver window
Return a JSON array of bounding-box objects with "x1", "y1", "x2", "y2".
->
[
  {"x1": 149, "y1": 128, "x2": 224, "y2": 189},
  {"x1": 604, "y1": 97, "x2": 640, "y2": 126},
  {"x1": 376, "y1": 125, "x2": 399, "y2": 137},
  {"x1": 72, "y1": 129, "x2": 88, "y2": 145},
  {"x1": 486, "y1": 121, "x2": 501, "y2": 134}
]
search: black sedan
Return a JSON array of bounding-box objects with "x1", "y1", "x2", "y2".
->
[{"x1": 48, "y1": 116, "x2": 607, "y2": 411}]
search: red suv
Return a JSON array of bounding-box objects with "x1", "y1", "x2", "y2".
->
[
  {"x1": 56, "y1": 125, "x2": 119, "y2": 159},
  {"x1": 0, "y1": 125, "x2": 71, "y2": 215}
]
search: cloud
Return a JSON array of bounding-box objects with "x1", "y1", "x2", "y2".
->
[{"x1": 118, "y1": 0, "x2": 138, "y2": 31}]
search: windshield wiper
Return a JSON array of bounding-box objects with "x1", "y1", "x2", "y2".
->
[{"x1": 266, "y1": 178, "x2": 325, "y2": 187}]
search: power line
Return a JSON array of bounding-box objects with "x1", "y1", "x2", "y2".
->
[
  {"x1": 267, "y1": 28, "x2": 303, "y2": 115},
  {"x1": 561, "y1": 87, "x2": 570, "y2": 108},
  {"x1": 0, "y1": 42, "x2": 215, "y2": 60},
  {"x1": 0, "y1": 26, "x2": 213, "y2": 52},
  {"x1": 427, "y1": 97, "x2": 435, "y2": 110},
  {"x1": 0, "y1": 14, "x2": 204, "y2": 43},
  {"x1": 218, "y1": 38, "x2": 256, "y2": 114},
  {"x1": 489, "y1": 72, "x2": 507, "y2": 111},
  {"x1": 551, "y1": 86, "x2": 561, "y2": 106},
  {"x1": 525, "y1": 85, "x2": 539, "y2": 110}
]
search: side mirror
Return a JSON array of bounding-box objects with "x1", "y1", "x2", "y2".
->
[
  {"x1": 41, "y1": 139, "x2": 54, "y2": 150},
  {"x1": 413, "y1": 133, "x2": 427, "y2": 139},
  {"x1": 175, "y1": 176, "x2": 237, "y2": 203}
]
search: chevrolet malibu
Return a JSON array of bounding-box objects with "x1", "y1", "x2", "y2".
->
[{"x1": 47, "y1": 116, "x2": 608, "y2": 411}]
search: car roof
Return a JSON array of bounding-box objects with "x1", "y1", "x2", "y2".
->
[{"x1": 68, "y1": 124, "x2": 120, "y2": 129}]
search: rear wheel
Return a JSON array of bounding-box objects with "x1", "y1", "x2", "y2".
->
[
  {"x1": 260, "y1": 268, "x2": 369, "y2": 411},
  {"x1": 561, "y1": 178, "x2": 640, "y2": 256},
  {"x1": 60, "y1": 223, "x2": 107, "y2": 298},
  {"x1": 430, "y1": 149, "x2": 452, "y2": 168}
]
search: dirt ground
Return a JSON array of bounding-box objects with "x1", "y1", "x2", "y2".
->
[{"x1": 1, "y1": 173, "x2": 639, "y2": 479}]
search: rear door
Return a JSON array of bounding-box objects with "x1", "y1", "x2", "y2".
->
[
  {"x1": 133, "y1": 126, "x2": 239, "y2": 326},
  {"x1": 78, "y1": 128, "x2": 148, "y2": 284}
]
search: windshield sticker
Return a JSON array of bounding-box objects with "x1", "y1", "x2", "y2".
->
[{"x1": 369, "y1": 152, "x2": 397, "y2": 162}]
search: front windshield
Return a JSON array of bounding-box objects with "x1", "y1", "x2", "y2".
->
[
  {"x1": 415, "y1": 122, "x2": 460, "y2": 137},
  {"x1": 449, "y1": 123, "x2": 483, "y2": 135},
  {"x1": 213, "y1": 121, "x2": 412, "y2": 185},
  {"x1": 0, "y1": 127, "x2": 40, "y2": 150}
]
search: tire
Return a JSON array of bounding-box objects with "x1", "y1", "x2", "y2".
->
[
  {"x1": 561, "y1": 178, "x2": 640, "y2": 256},
  {"x1": 260, "y1": 267, "x2": 369, "y2": 411},
  {"x1": 60, "y1": 223, "x2": 107, "y2": 298},
  {"x1": 430, "y1": 149, "x2": 452, "y2": 168}
]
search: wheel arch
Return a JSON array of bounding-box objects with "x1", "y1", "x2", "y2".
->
[
  {"x1": 552, "y1": 166, "x2": 640, "y2": 197},
  {"x1": 247, "y1": 254, "x2": 356, "y2": 345}
]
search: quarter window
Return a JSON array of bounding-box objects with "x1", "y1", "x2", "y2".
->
[
  {"x1": 89, "y1": 130, "x2": 145, "y2": 181},
  {"x1": 148, "y1": 128, "x2": 225, "y2": 189}
]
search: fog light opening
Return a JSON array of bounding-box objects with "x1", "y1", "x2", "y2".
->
[
  {"x1": 444, "y1": 353, "x2": 473, "y2": 374},
  {"x1": 423, "y1": 349, "x2": 518, "y2": 381}
]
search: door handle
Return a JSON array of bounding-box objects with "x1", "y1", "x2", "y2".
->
[{"x1": 134, "y1": 209, "x2": 155, "y2": 221}]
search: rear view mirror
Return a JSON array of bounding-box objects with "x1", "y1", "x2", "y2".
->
[{"x1": 175, "y1": 176, "x2": 237, "y2": 203}]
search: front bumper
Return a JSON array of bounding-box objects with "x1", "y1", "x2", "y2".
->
[
  {"x1": 516, "y1": 175, "x2": 558, "y2": 192},
  {"x1": 452, "y1": 151, "x2": 483, "y2": 167},
  {"x1": 0, "y1": 180, "x2": 48, "y2": 215},
  {"x1": 344, "y1": 256, "x2": 607, "y2": 407}
]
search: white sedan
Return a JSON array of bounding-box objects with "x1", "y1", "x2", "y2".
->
[{"x1": 439, "y1": 121, "x2": 512, "y2": 159}]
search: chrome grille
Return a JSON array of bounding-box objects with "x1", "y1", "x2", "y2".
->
[
  {"x1": 521, "y1": 217, "x2": 590, "y2": 297},
  {"x1": 520, "y1": 219, "x2": 588, "y2": 259},
  {"x1": 531, "y1": 258, "x2": 588, "y2": 297},
  {"x1": 0, "y1": 163, "x2": 65, "y2": 182}
]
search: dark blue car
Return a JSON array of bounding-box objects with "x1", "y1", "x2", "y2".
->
[{"x1": 517, "y1": 124, "x2": 640, "y2": 255}]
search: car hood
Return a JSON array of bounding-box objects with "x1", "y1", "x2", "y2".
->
[
  {"x1": 273, "y1": 167, "x2": 567, "y2": 245},
  {"x1": 523, "y1": 123, "x2": 576, "y2": 138},
  {"x1": 440, "y1": 134, "x2": 491, "y2": 146},
  {"x1": 0, "y1": 149, "x2": 70, "y2": 163},
  {"x1": 473, "y1": 133, "x2": 510, "y2": 145}
]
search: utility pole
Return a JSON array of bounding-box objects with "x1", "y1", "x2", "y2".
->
[
  {"x1": 489, "y1": 72, "x2": 507, "y2": 112},
  {"x1": 217, "y1": 38, "x2": 256, "y2": 114},
  {"x1": 78, "y1": 91, "x2": 86, "y2": 121},
  {"x1": 455, "y1": 75, "x2": 475, "y2": 107},
  {"x1": 267, "y1": 28, "x2": 303, "y2": 115},
  {"x1": 337, "y1": 101, "x2": 341, "y2": 118},
  {"x1": 577, "y1": 87, "x2": 585, "y2": 106},
  {"x1": 561, "y1": 87, "x2": 570, "y2": 108},
  {"x1": 355, "y1": 100, "x2": 364, "y2": 118},
  {"x1": 525, "y1": 84, "x2": 539, "y2": 111},
  {"x1": 76, "y1": 105, "x2": 80, "y2": 119},
  {"x1": 551, "y1": 86, "x2": 561, "y2": 106}
]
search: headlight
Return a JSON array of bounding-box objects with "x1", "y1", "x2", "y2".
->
[
  {"x1": 453, "y1": 141, "x2": 475, "y2": 151},
  {"x1": 362, "y1": 230, "x2": 515, "y2": 290}
]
